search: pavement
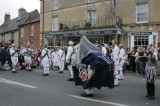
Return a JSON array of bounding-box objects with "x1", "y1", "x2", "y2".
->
[{"x1": 0, "y1": 69, "x2": 160, "y2": 106}]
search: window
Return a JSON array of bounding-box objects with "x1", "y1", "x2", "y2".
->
[
  {"x1": 11, "y1": 32, "x2": 14, "y2": 40},
  {"x1": 30, "y1": 24, "x2": 34, "y2": 36},
  {"x1": 88, "y1": 11, "x2": 96, "y2": 26},
  {"x1": 134, "y1": 36, "x2": 149, "y2": 48},
  {"x1": 88, "y1": 0, "x2": 96, "y2": 3},
  {"x1": 2, "y1": 35, "x2": 5, "y2": 42},
  {"x1": 136, "y1": 3, "x2": 149, "y2": 23},
  {"x1": 21, "y1": 28, "x2": 24, "y2": 37},
  {"x1": 52, "y1": 17, "x2": 59, "y2": 31},
  {"x1": 48, "y1": 39, "x2": 54, "y2": 46},
  {"x1": 153, "y1": 36, "x2": 156, "y2": 47},
  {"x1": 52, "y1": 0, "x2": 58, "y2": 10}
]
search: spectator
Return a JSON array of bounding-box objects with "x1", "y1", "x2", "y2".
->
[{"x1": 145, "y1": 57, "x2": 156, "y2": 100}]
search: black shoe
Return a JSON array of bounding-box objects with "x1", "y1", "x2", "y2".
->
[
  {"x1": 12, "y1": 71, "x2": 18, "y2": 73},
  {"x1": 81, "y1": 93, "x2": 93, "y2": 97},
  {"x1": 149, "y1": 96, "x2": 155, "y2": 100},
  {"x1": 145, "y1": 95, "x2": 149, "y2": 98},
  {"x1": 42, "y1": 74, "x2": 49, "y2": 76},
  {"x1": 67, "y1": 78, "x2": 74, "y2": 81},
  {"x1": 58, "y1": 71, "x2": 63, "y2": 73},
  {"x1": 29, "y1": 69, "x2": 33, "y2": 71}
]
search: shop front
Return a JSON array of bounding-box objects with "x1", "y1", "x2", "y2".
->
[
  {"x1": 59, "y1": 28, "x2": 122, "y2": 46},
  {"x1": 45, "y1": 28, "x2": 122, "y2": 47},
  {"x1": 128, "y1": 30, "x2": 158, "y2": 49}
]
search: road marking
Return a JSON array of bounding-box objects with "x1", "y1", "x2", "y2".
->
[
  {"x1": 0, "y1": 78, "x2": 37, "y2": 89},
  {"x1": 69, "y1": 95, "x2": 130, "y2": 106}
]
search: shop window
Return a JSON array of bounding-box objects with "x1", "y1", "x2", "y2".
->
[
  {"x1": 48, "y1": 39, "x2": 54, "y2": 46},
  {"x1": 87, "y1": 37, "x2": 104, "y2": 45},
  {"x1": 134, "y1": 36, "x2": 148, "y2": 48}
]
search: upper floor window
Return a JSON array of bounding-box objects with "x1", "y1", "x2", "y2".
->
[
  {"x1": 88, "y1": 0, "x2": 96, "y2": 3},
  {"x1": 21, "y1": 28, "x2": 24, "y2": 37},
  {"x1": 30, "y1": 24, "x2": 34, "y2": 36},
  {"x1": 136, "y1": 3, "x2": 149, "y2": 23},
  {"x1": 88, "y1": 10, "x2": 96, "y2": 26},
  {"x1": 52, "y1": 0, "x2": 58, "y2": 10},
  {"x1": 2, "y1": 34, "x2": 5, "y2": 42},
  {"x1": 52, "y1": 16, "x2": 59, "y2": 31},
  {"x1": 11, "y1": 32, "x2": 14, "y2": 40}
]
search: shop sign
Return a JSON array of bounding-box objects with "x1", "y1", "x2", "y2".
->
[
  {"x1": 131, "y1": 32, "x2": 152, "y2": 35},
  {"x1": 45, "y1": 34, "x2": 55, "y2": 39},
  {"x1": 60, "y1": 29, "x2": 118, "y2": 37}
]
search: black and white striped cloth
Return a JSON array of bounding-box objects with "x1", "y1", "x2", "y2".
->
[{"x1": 146, "y1": 64, "x2": 157, "y2": 84}]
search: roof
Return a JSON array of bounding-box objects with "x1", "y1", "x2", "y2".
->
[
  {"x1": 0, "y1": 17, "x2": 19, "y2": 34},
  {"x1": 19, "y1": 9, "x2": 40, "y2": 26},
  {"x1": 0, "y1": 9, "x2": 40, "y2": 34}
]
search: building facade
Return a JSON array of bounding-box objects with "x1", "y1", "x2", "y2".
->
[
  {"x1": 40, "y1": 0, "x2": 123, "y2": 46},
  {"x1": 0, "y1": 8, "x2": 40, "y2": 48},
  {"x1": 115, "y1": 0, "x2": 160, "y2": 48},
  {"x1": 0, "y1": 14, "x2": 19, "y2": 46},
  {"x1": 19, "y1": 9, "x2": 40, "y2": 48},
  {"x1": 40, "y1": 0, "x2": 160, "y2": 48}
]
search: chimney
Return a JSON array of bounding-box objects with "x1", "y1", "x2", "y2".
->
[
  {"x1": 4, "y1": 12, "x2": 10, "y2": 23},
  {"x1": 18, "y1": 7, "x2": 27, "y2": 19}
]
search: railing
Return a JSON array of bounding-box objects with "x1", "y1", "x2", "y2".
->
[{"x1": 59, "y1": 16, "x2": 122, "y2": 32}]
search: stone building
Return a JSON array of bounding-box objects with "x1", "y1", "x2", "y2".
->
[
  {"x1": 115, "y1": 0, "x2": 160, "y2": 48},
  {"x1": 0, "y1": 13, "x2": 19, "y2": 46},
  {"x1": 40, "y1": 0, "x2": 123, "y2": 46},
  {"x1": 40, "y1": 0, "x2": 160, "y2": 48}
]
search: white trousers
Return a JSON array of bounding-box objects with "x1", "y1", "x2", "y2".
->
[
  {"x1": 11, "y1": 56, "x2": 18, "y2": 70},
  {"x1": 114, "y1": 61, "x2": 119, "y2": 86},
  {"x1": 67, "y1": 65, "x2": 74, "y2": 78},
  {"x1": 42, "y1": 58, "x2": 49, "y2": 74},
  {"x1": 118, "y1": 60, "x2": 124, "y2": 80},
  {"x1": 85, "y1": 87, "x2": 94, "y2": 94},
  {"x1": 59, "y1": 60, "x2": 64, "y2": 72}
]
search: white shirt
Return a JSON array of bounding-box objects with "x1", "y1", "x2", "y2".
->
[
  {"x1": 41, "y1": 48, "x2": 48, "y2": 59},
  {"x1": 10, "y1": 47, "x2": 18, "y2": 57},
  {"x1": 21, "y1": 48, "x2": 27, "y2": 54},
  {"x1": 66, "y1": 46, "x2": 73, "y2": 62},
  {"x1": 119, "y1": 48, "x2": 126, "y2": 60},
  {"x1": 57, "y1": 49, "x2": 65, "y2": 61},
  {"x1": 112, "y1": 45, "x2": 119, "y2": 62},
  {"x1": 102, "y1": 47, "x2": 107, "y2": 55}
]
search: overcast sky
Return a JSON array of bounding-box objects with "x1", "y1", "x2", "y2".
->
[{"x1": 0, "y1": 0, "x2": 40, "y2": 25}]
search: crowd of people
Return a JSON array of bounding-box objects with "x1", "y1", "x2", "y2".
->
[{"x1": 0, "y1": 39, "x2": 158, "y2": 99}]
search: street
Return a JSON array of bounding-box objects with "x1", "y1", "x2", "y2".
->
[{"x1": 0, "y1": 69, "x2": 160, "y2": 106}]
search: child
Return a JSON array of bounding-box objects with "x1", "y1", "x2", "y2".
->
[
  {"x1": 145, "y1": 57, "x2": 156, "y2": 100},
  {"x1": 3, "y1": 60, "x2": 11, "y2": 71},
  {"x1": 26, "y1": 50, "x2": 33, "y2": 71}
]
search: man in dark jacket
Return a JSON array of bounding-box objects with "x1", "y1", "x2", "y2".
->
[{"x1": 1, "y1": 44, "x2": 12, "y2": 67}]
